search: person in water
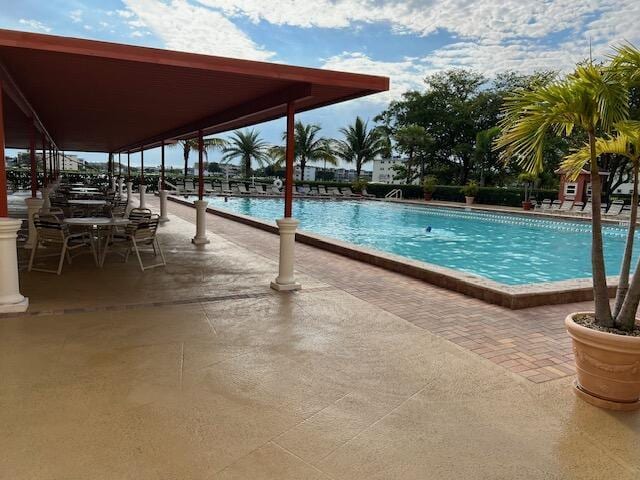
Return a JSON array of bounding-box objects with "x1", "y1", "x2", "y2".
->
[{"x1": 425, "y1": 226, "x2": 432, "y2": 233}]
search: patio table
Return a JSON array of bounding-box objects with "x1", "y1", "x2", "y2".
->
[
  {"x1": 63, "y1": 217, "x2": 130, "y2": 266},
  {"x1": 67, "y1": 199, "x2": 108, "y2": 216}
]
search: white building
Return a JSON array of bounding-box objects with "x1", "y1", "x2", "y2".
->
[
  {"x1": 294, "y1": 165, "x2": 316, "y2": 181},
  {"x1": 59, "y1": 153, "x2": 84, "y2": 171},
  {"x1": 372, "y1": 157, "x2": 419, "y2": 185}
]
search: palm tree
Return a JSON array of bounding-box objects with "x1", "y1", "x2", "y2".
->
[
  {"x1": 562, "y1": 122, "x2": 640, "y2": 329},
  {"x1": 170, "y1": 137, "x2": 226, "y2": 179},
  {"x1": 221, "y1": 129, "x2": 271, "y2": 178},
  {"x1": 334, "y1": 117, "x2": 390, "y2": 179},
  {"x1": 271, "y1": 122, "x2": 337, "y2": 179},
  {"x1": 496, "y1": 62, "x2": 629, "y2": 328}
]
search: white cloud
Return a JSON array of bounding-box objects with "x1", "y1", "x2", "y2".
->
[
  {"x1": 121, "y1": 0, "x2": 275, "y2": 61},
  {"x1": 18, "y1": 19, "x2": 51, "y2": 33},
  {"x1": 197, "y1": 0, "x2": 618, "y2": 43},
  {"x1": 69, "y1": 9, "x2": 83, "y2": 23}
]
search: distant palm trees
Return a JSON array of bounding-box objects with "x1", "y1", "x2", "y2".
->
[
  {"x1": 271, "y1": 121, "x2": 337, "y2": 180},
  {"x1": 221, "y1": 129, "x2": 271, "y2": 178},
  {"x1": 334, "y1": 117, "x2": 390, "y2": 179},
  {"x1": 171, "y1": 137, "x2": 226, "y2": 178}
]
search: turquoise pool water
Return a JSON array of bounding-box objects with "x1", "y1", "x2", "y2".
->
[{"x1": 199, "y1": 197, "x2": 639, "y2": 285}]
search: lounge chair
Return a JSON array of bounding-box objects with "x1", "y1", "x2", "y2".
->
[
  {"x1": 302, "y1": 184, "x2": 317, "y2": 196},
  {"x1": 619, "y1": 204, "x2": 632, "y2": 218},
  {"x1": 551, "y1": 199, "x2": 573, "y2": 214},
  {"x1": 236, "y1": 184, "x2": 251, "y2": 195},
  {"x1": 221, "y1": 182, "x2": 233, "y2": 195},
  {"x1": 569, "y1": 202, "x2": 585, "y2": 214},
  {"x1": 270, "y1": 186, "x2": 282, "y2": 195},
  {"x1": 550, "y1": 199, "x2": 561, "y2": 210},
  {"x1": 580, "y1": 200, "x2": 593, "y2": 217},
  {"x1": 604, "y1": 199, "x2": 625, "y2": 217},
  {"x1": 327, "y1": 187, "x2": 342, "y2": 197},
  {"x1": 341, "y1": 187, "x2": 358, "y2": 197},
  {"x1": 361, "y1": 187, "x2": 376, "y2": 198},
  {"x1": 254, "y1": 185, "x2": 268, "y2": 195},
  {"x1": 537, "y1": 198, "x2": 552, "y2": 211},
  {"x1": 317, "y1": 185, "x2": 331, "y2": 197}
]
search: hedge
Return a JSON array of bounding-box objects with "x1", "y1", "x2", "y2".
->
[{"x1": 431, "y1": 185, "x2": 559, "y2": 207}]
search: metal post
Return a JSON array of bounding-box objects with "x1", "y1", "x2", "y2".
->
[
  {"x1": 0, "y1": 81, "x2": 6, "y2": 217},
  {"x1": 161, "y1": 140, "x2": 165, "y2": 191},
  {"x1": 127, "y1": 151, "x2": 131, "y2": 181},
  {"x1": 159, "y1": 140, "x2": 169, "y2": 223}
]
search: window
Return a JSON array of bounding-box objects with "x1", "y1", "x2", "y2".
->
[
  {"x1": 564, "y1": 182, "x2": 577, "y2": 196},
  {"x1": 586, "y1": 183, "x2": 592, "y2": 197}
]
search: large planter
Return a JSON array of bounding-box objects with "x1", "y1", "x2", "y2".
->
[
  {"x1": 565, "y1": 313, "x2": 640, "y2": 411},
  {"x1": 522, "y1": 200, "x2": 533, "y2": 211},
  {"x1": 423, "y1": 192, "x2": 433, "y2": 201},
  {"x1": 465, "y1": 196, "x2": 475, "y2": 205}
]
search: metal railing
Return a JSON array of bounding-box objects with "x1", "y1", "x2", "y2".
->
[{"x1": 385, "y1": 188, "x2": 403, "y2": 199}]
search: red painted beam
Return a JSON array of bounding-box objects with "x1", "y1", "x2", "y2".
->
[
  {"x1": 30, "y1": 122, "x2": 37, "y2": 197},
  {"x1": 160, "y1": 140, "x2": 165, "y2": 191},
  {"x1": 284, "y1": 101, "x2": 295, "y2": 218},
  {"x1": 198, "y1": 130, "x2": 204, "y2": 200},
  {"x1": 0, "y1": 80, "x2": 7, "y2": 217}
]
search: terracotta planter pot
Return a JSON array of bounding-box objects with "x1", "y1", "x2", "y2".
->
[
  {"x1": 522, "y1": 200, "x2": 532, "y2": 211},
  {"x1": 465, "y1": 196, "x2": 475, "y2": 205},
  {"x1": 423, "y1": 192, "x2": 433, "y2": 201},
  {"x1": 565, "y1": 313, "x2": 640, "y2": 411}
]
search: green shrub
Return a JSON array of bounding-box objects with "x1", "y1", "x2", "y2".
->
[{"x1": 460, "y1": 181, "x2": 479, "y2": 197}]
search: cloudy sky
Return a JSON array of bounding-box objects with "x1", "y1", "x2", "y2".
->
[{"x1": 2, "y1": 0, "x2": 639, "y2": 167}]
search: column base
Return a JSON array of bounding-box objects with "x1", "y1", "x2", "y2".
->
[
  {"x1": 159, "y1": 217, "x2": 170, "y2": 223},
  {"x1": 0, "y1": 297, "x2": 29, "y2": 314},
  {"x1": 191, "y1": 237, "x2": 210, "y2": 245},
  {"x1": 270, "y1": 280, "x2": 301, "y2": 292}
]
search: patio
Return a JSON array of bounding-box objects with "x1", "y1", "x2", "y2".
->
[{"x1": 2, "y1": 197, "x2": 639, "y2": 479}]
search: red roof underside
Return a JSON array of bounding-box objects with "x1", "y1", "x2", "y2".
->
[{"x1": 0, "y1": 29, "x2": 389, "y2": 152}]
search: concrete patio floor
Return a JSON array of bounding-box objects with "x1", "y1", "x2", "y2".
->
[{"x1": 2, "y1": 197, "x2": 639, "y2": 479}]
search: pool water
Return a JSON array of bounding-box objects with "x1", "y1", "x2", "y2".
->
[{"x1": 200, "y1": 197, "x2": 639, "y2": 285}]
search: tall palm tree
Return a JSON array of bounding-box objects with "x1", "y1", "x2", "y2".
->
[
  {"x1": 221, "y1": 129, "x2": 270, "y2": 178},
  {"x1": 334, "y1": 117, "x2": 390, "y2": 179},
  {"x1": 170, "y1": 137, "x2": 226, "y2": 178},
  {"x1": 563, "y1": 122, "x2": 640, "y2": 329},
  {"x1": 271, "y1": 122, "x2": 337, "y2": 179},
  {"x1": 496, "y1": 62, "x2": 629, "y2": 328}
]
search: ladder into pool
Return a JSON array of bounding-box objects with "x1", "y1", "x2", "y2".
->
[{"x1": 385, "y1": 188, "x2": 403, "y2": 199}]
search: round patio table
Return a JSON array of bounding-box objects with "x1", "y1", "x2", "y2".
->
[
  {"x1": 70, "y1": 188, "x2": 101, "y2": 193},
  {"x1": 64, "y1": 217, "x2": 130, "y2": 266}
]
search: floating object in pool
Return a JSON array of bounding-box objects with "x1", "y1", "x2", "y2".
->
[
  {"x1": 425, "y1": 226, "x2": 432, "y2": 233},
  {"x1": 224, "y1": 196, "x2": 228, "y2": 202}
]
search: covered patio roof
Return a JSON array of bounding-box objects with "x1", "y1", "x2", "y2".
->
[{"x1": 0, "y1": 29, "x2": 389, "y2": 152}]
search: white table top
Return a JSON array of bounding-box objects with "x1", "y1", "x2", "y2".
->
[
  {"x1": 63, "y1": 217, "x2": 130, "y2": 226},
  {"x1": 69, "y1": 191, "x2": 104, "y2": 196},
  {"x1": 68, "y1": 199, "x2": 108, "y2": 206},
  {"x1": 70, "y1": 188, "x2": 101, "y2": 193}
]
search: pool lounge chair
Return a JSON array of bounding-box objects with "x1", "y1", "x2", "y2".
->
[
  {"x1": 302, "y1": 184, "x2": 318, "y2": 196},
  {"x1": 236, "y1": 184, "x2": 251, "y2": 195},
  {"x1": 361, "y1": 187, "x2": 376, "y2": 198},
  {"x1": 537, "y1": 198, "x2": 552, "y2": 211},
  {"x1": 551, "y1": 199, "x2": 573, "y2": 214},
  {"x1": 327, "y1": 187, "x2": 342, "y2": 197},
  {"x1": 550, "y1": 199, "x2": 561, "y2": 210},
  {"x1": 317, "y1": 185, "x2": 331, "y2": 197},
  {"x1": 580, "y1": 200, "x2": 593, "y2": 217},
  {"x1": 604, "y1": 200, "x2": 625, "y2": 217},
  {"x1": 270, "y1": 186, "x2": 283, "y2": 196},
  {"x1": 221, "y1": 182, "x2": 233, "y2": 195},
  {"x1": 569, "y1": 202, "x2": 585, "y2": 214},
  {"x1": 341, "y1": 187, "x2": 358, "y2": 197}
]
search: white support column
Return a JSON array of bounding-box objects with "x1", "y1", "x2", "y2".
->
[
  {"x1": 117, "y1": 177, "x2": 124, "y2": 198},
  {"x1": 126, "y1": 181, "x2": 133, "y2": 213},
  {"x1": 139, "y1": 184, "x2": 146, "y2": 209},
  {"x1": 159, "y1": 190, "x2": 169, "y2": 223},
  {"x1": 0, "y1": 218, "x2": 28, "y2": 313},
  {"x1": 41, "y1": 187, "x2": 51, "y2": 214},
  {"x1": 24, "y1": 197, "x2": 43, "y2": 249},
  {"x1": 191, "y1": 199, "x2": 209, "y2": 244},
  {"x1": 270, "y1": 217, "x2": 301, "y2": 291}
]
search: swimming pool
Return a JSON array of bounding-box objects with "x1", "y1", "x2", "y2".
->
[{"x1": 198, "y1": 197, "x2": 638, "y2": 286}]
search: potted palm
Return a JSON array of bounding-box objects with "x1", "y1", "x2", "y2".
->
[
  {"x1": 496, "y1": 46, "x2": 640, "y2": 410},
  {"x1": 460, "y1": 180, "x2": 478, "y2": 205},
  {"x1": 422, "y1": 176, "x2": 437, "y2": 201},
  {"x1": 518, "y1": 172, "x2": 537, "y2": 210}
]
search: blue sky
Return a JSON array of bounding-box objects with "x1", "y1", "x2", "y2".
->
[{"x1": 2, "y1": 0, "x2": 638, "y2": 169}]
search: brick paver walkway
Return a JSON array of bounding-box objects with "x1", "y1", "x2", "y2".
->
[{"x1": 162, "y1": 198, "x2": 590, "y2": 384}]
